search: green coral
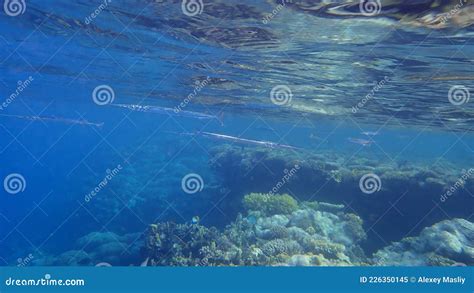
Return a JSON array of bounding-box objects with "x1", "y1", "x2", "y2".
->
[{"x1": 243, "y1": 193, "x2": 298, "y2": 216}]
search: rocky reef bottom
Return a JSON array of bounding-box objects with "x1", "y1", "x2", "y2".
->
[
  {"x1": 31, "y1": 192, "x2": 473, "y2": 267},
  {"x1": 142, "y1": 193, "x2": 473, "y2": 267}
]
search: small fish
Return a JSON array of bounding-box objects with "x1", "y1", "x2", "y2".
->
[
  {"x1": 348, "y1": 137, "x2": 373, "y2": 147},
  {"x1": 361, "y1": 131, "x2": 379, "y2": 136},
  {"x1": 111, "y1": 104, "x2": 223, "y2": 125},
  {"x1": 0, "y1": 114, "x2": 104, "y2": 127},
  {"x1": 191, "y1": 216, "x2": 200, "y2": 224}
]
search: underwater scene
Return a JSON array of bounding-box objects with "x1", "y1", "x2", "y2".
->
[{"x1": 0, "y1": 0, "x2": 473, "y2": 267}]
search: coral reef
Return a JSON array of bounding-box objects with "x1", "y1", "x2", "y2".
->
[
  {"x1": 209, "y1": 145, "x2": 474, "y2": 250},
  {"x1": 144, "y1": 193, "x2": 368, "y2": 266},
  {"x1": 373, "y1": 219, "x2": 474, "y2": 266}
]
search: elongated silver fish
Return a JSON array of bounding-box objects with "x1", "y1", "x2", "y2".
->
[
  {"x1": 347, "y1": 137, "x2": 373, "y2": 147},
  {"x1": 0, "y1": 114, "x2": 104, "y2": 128},
  {"x1": 198, "y1": 131, "x2": 301, "y2": 150},
  {"x1": 111, "y1": 104, "x2": 223, "y2": 124}
]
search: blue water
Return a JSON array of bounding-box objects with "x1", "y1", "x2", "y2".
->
[{"x1": 0, "y1": 0, "x2": 473, "y2": 266}]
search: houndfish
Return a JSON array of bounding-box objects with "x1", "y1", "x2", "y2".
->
[
  {"x1": 347, "y1": 137, "x2": 373, "y2": 147},
  {"x1": 0, "y1": 114, "x2": 104, "y2": 128},
  {"x1": 199, "y1": 131, "x2": 301, "y2": 150},
  {"x1": 111, "y1": 104, "x2": 223, "y2": 124}
]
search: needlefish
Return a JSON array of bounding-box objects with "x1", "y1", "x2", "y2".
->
[
  {"x1": 0, "y1": 114, "x2": 104, "y2": 127},
  {"x1": 188, "y1": 131, "x2": 301, "y2": 150},
  {"x1": 111, "y1": 104, "x2": 223, "y2": 125}
]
